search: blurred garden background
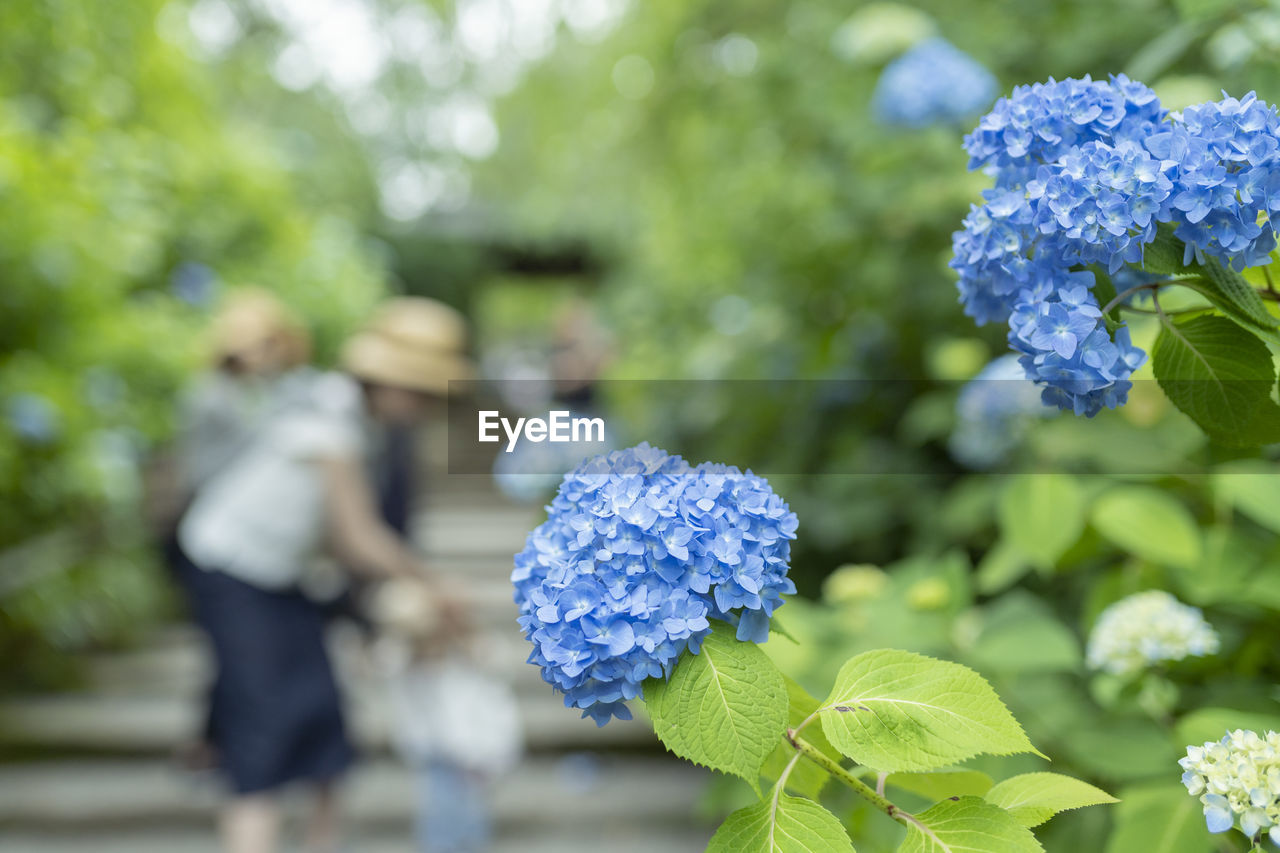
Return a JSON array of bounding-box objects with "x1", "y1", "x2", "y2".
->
[{"x1": 5, "y1": 0, "x2": 1280, "y2": 850}]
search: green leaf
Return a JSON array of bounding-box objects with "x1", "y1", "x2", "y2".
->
[
  {"x1": 997, "y1": 475, "x2": 1086, "y2": 570},
  {"x1": 1091, "y1": 267, "x2": 1122, "y2": 324},
  {"x1": 818, "y1": 649, "x2": 1041, "y2": 773},
  {"x1": 1141, "y1": 222, "x2": 1191, "y2": 276},
  {"x1": 896, "y1": 796, "x2": 1044, "y2": 853},
  {"x1": 984, "y1": 772, "x2": 1118, "y2": 828},
  {"x1": 761, "y1": 677, "x2": 840, "y2": 799},
  {"x1": 1196, "y1": 254, "x2": 1279, "y2": 330},
  {"x1": 1213, "y1": 460, "x2": 1280, "y2": 533},
  {"x1": 974, "y1": 540, "x2": 1032, "y2": 595},
  {"x1": 1176, "y1": 278, "x2": 1280, "y2": 347},
  {"x1": 1152, "y1": 314, "x2": 1280, "y2": 446},
  {"x1": 1153, "y1": 237, "x2": 1280, "y2": 342},
  {"x1": 770, "y1": 614, "x2": 800, "y2": 644},
  {"x1": 645, "y1": 621, "x2": 787, "y2": 790},
  {"x1": 1173, "y1": 0, "x2": 1244, "y2": 21},
  {"x1": 1105, "y1": 784, "x2": 1213, "y2": 853},
  {"x1": 707, "y1": 789, "x2": 856, "y2": 853},
  {"x1": 886, "y1": 770, "x2": 994, "y2": 801},
  {"x1": 1090, "y1": 486, "x2": 1202, "y2": 569},
  {"x1": 1168, "y1": 525, "x2": 1280, "y2": 610},
  {"x1": 965, "y1": 592, "x2": 1081, "y2": 674}
]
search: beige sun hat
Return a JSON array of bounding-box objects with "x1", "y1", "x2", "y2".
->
[
  {"x1": 209, "y1": 288, "x2": 308, "y2": 365},
  {"x1": 341, "y1": 297, "x2": 474, "y2": 395}
]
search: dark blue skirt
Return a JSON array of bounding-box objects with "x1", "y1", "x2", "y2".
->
[{"x1": 175, "y1": 547, "x2": 355, "y2": 795}]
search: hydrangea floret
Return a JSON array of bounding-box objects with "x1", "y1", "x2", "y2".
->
[
  {"x1": 871, "y1": 38, "x2": 996, "y2": 128},
  {"x1": 953, "y1": 76, "x2": 1280, "y2": 415},
  {"x1": 1181, "y1": 729, "x2": 1280, "y2": 845},
  {"x1": 511, "y1": 443, "x2": 798, "y2": 725},
  {"x1": 1085, "y1": 589, "x2": 1219, "y2": 676}
]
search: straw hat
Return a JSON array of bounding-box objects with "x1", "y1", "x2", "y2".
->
[
  {"x1": 209, "y1": 289, "x2": 306, "y2": 363},
  {"x1": 341, "y1": 297, "x2": 473, "y2": 395}
]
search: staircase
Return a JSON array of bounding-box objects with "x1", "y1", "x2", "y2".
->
[{"x1": 0, "y1": 475, "x2": 714, "y2": 852}]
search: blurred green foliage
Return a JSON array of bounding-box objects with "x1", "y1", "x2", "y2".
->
[{"x1": 0, "y1": 0, "x2": 386, "y2": 689}]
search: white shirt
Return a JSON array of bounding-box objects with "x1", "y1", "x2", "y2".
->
[
  {"x1": 178, "y1": 373, "x2": 367, "y2": 590},
  {"x1": 176, "y1": 367, "x2": 334, "y2": 493},
  {"x1": 176, "y1": 372, "x2": 270, "y2": 493},
  {"x1": 385, "y1": 654, "x2": 523, "y2": 774}
]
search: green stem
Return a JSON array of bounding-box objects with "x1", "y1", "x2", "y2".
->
[
  {"x1": 1102, "y1": 280, "x2": 1165, "y2": 316},
  {"x1": 1117, "y1": 305, "x2": 1203, "y2": 316},
  {"x1": 786, "y1": 728, "x2": 909, "y2": 823},
  {"x1": 1262, "y1": 264, "x2": 1278, "y2": 300}
]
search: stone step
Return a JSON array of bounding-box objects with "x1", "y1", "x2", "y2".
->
[
  {"x1": 421, "y1": 557, "x2": 521, "y2": 590},
  {"x1": 2, "y1": 619, "x2": 656, "y2": 756},
  {"x1": 0, "y1": 755, "x2": 712, "y2": 851},
  {"x1": 0, "y1": 825, "x2": 710, "y2": 853},
  {"x1": 79, "y1": 627, "x2": 543, "y2": 699},
  {"x1": 0, "y1": 684, "x2": 656, "y2": 755},
  {"x1": 0, "y1": 755, "x2": 709, "y2": 828},
  {"x1": 413, "y1": 505, "x2": 541, "y2": 560}
]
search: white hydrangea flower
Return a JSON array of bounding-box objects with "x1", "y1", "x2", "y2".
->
[
  {"x1": 1180, "y1": 729, "x2": 1280, "y2": 845},
  {"x1": 1085, "y1": 590, "x2": 1218, "y2": 676}
]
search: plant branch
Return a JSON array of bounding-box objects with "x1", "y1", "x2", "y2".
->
[
  {"x1": 786, "y1": 729, "x2": 910, "y2": 824},
  {"x1": 1102, "y1": 281, "x2": 1165, "y2": 315},
  {"x1": 1152, "y1": 290, "x2": 1169, "y2": 326},
  {"x1": 1118, "y1": 305, "x2": 1203, "y2": 316}
]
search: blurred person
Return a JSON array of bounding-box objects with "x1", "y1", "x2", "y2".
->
[
  {"x1": 548, "y1": 296, "x2": 612, "y2": 410},
  {"x1": 174, "y1": 297, "x2": 472, "y2": 853},
  {"x1": 371, "y1": 579, "x2": 522, "y2": 853},
  {"x1": 148, "y1": 289, "x2": 314, "y2": 547},
  {"x1": 163, "y1": 289, "x2": 316, "y2": 775},
  {"x1": 176, "y1": 288, "x2": 313, "y2": 498}
]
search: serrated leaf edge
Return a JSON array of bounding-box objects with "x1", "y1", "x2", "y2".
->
[{"x1": 818, "y1": 649, "x2": 1046, "y2": 772}]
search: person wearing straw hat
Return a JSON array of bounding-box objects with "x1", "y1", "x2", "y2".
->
[
  {"x1": 163, "y1": 289, "x2": 319, "y2": 778},
  {"x1": 176, "y1": 288, "x2": 314, "y2": 499},
  {"x1": 175, "y1": 296, "x2": 471, "y2": 853}
]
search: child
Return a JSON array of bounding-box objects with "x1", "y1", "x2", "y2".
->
[{"x1": 372, "y1": 579, "x2": 523, "y2": 853}]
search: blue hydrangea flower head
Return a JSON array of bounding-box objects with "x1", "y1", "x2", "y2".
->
[
  {"x1": 952, "y1": 77, "x2": 1280, "y2": 417},
  {"x1": 1154, "y1": 92, "x2": 1280, "y2": 269},
  {"x1": 512, "y1": 442, "x2": 798, "y2": 725},
  {"x1": 871, "y1": 38, "x2": 997, "y2": 129},
  {"x1": 963, "y1": 74, "x2": 1165, "y2": 187}
]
